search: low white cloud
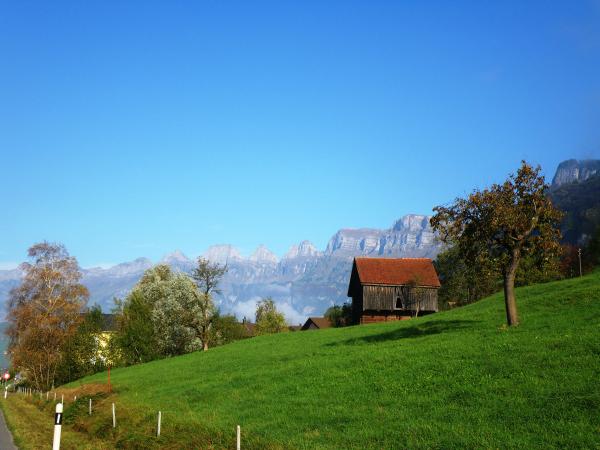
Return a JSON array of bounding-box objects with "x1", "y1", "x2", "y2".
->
[
  {"x1": 276, "y1": 301, "x2": 306, "y2": 326},
  {"x1": 231, "y1": 298, "x2": 259, "y2": 322},
  {"x1": 0, "y1": 262, "x2": 19, "y2": 270}
]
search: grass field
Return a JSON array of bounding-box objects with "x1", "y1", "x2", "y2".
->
[{"x1": 2, "y1": 271, "x2": 600, "y2": 449}]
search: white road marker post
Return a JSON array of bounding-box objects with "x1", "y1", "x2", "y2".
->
[
  {"x1": 47, "y1": 391, "x2": 49, "y2": 400},
  {"x1": 236, "y1": 425, "x2": 241, "y2": 450},
  {"x1": 54, "y1": 392, "x2": 57, "y2": 401},
  {"x1": 112, "y1": 403, "x2": 116, "y2": 428},
  {"x1": 52, "y1": 403, "x2": 63, "y2": 450},
  {"x1": 61, "y1": 394, "x2": 64, "y2": 404},
  {"x1": 4, "y1": 388, "x2": 7, "y2": 399},
  {"x1": 157, "y1": 411, "x2": 161, "y2": 437},
  {"x1": 89, "y1": 398, "x2": 92, "y2": 415}
]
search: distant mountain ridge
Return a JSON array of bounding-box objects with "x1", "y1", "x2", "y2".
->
[
  {"x1": 549, "y1": 159, "x2": 600, "y2": 245},
  {"x1": 551, "y1": 159, "x2": 600, "y2": 188},
  {"x1": 0, "y1": 214, "x2": 440, "y2": 323}
]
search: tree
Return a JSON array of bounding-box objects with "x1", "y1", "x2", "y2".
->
[
  {"x1": 152, "y1": 273, "x2": 200, "y2": 356},
  {"x1": 191, "y1": 258, "x2": 227, "y2": 351},
  {"x1": 433, "y1": 245, "x2": 499, "y2": 309},
  {"x1": 255, "y1": 298, "x2": 287, "y2": 335},
  {"x1": 56, "y1": 305, "x2": 105, "y2": 384},
  {"x1": 114, "y1": 265, "x2": 202, "y2": 361},
  {"x1": 113, "y1": 290, "x2": 159, "y2": 365},
  {"x1": 324, "y1": 303, "x2": 352, "y2": 327},
  {"x1": 7, "y1": 242, "x2": 88, "y2": 390},
  {"x1": 431, "y1": 161, "x2": 563, "y2": 326},
  {"x1": 406, "y1": 277, "x2": 426, "y2": 318},
  {"x1": 211, "y1": 313, "x2": 248, "y2": 346}
]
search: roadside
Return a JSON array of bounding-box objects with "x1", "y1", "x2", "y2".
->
[
  {"x1": 0, "y1": 407, "x2": 17, "y2": 450},
  {"x1": 0, "y1": 390, "x2": 112, "y2": 450}
]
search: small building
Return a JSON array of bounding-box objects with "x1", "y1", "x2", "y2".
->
[
  {"x1": 347, "y1": 257, "x2": 440, "y2": 324},
  {"x1": 301, "y1": 317, "x2": 332, "y2": 330}
]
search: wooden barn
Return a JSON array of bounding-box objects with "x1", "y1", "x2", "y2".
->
[
  {"x1": 347, "y1": 257, "x2": 440, "y2": 324},
  {"x1": 301, "y1": 317, "x2": 332, "y2": 330}
]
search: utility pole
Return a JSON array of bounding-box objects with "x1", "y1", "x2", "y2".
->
[{"x1": 578, "y1": 248, "x2": 582, "y2": 277}]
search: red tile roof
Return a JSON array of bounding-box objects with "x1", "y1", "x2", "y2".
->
[{"x1": 354, "y1": 257, "x2": 441, "y2": 288}]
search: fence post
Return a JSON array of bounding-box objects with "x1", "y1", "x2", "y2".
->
[
  {"x1": 89, "y1": 398, "x2": 92, "y2": 415},
  {"x1": 4, "y1": 388, "x2": 6, "y2": 399},
  {"x1": 236, "y1": 425, "x2": 241, "y2": 450},
  {"x1": 52, "y1": 403, "x2": 63, "y2": 450},
  {"x1": 112, "y1": 403, "x2": 116, "y2": 428},
  {"x1": 157, "y1": 411, "x2": 161, "y2": 437}
]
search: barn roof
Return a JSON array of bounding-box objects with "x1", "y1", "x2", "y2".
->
[
  {"x1": 352, "y1": 257, "x2": 441, "y2": 288},
  {"x1": 301, "y1": 317, "x2": 332, "y2": 330}
]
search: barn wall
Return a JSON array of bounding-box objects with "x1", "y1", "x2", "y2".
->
[{"x1": 362, "y1": 285, "x2": 438, "y2": 312}]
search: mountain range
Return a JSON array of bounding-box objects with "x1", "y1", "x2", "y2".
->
[
  {"x1": 2, "y1": 158, "x2": 598, "y2": 324},
  {"x1": 0, "y1": 214, "x2": 440, "y2": 324}
]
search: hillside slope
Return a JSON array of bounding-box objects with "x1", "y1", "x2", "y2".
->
[{"x1": 8, "y1": 272, "x2": 600, "y2": 449}]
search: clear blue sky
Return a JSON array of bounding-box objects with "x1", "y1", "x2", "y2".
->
[{"x1": 1, "y1": 1, "x2": 599, "y2": 268}]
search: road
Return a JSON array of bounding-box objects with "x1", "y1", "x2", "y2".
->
[{"x1": 0, "y1": 408, "x2": 17, "y2": 449}]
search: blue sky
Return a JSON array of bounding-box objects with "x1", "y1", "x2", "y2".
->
[{"x1": 1, "y1": 1, "x2": 599, "y2": 268}]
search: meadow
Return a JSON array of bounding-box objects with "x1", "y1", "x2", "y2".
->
[{"x1": 2, "y1": 271, "x2": 599, "y2": 449}]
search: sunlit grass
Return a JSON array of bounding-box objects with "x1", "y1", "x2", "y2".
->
[{"x1": 6, "y1": 271, "x2": 600, "y2": 448}]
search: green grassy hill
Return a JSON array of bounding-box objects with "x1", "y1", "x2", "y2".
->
[{"x1": 7, "y1": 272, "x2": 600, "y2": 449}]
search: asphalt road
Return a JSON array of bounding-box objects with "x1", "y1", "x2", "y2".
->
[{"x1": 0, "y1": 408, "x2": 17, "y2": 449}]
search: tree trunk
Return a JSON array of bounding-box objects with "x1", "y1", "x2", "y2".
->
[
  {"x1": 203, "y1": 340, "x2": 208, "y2": 352},
  {"x1": 503, "y1": 249, "x2": 520, "y2": 326}
]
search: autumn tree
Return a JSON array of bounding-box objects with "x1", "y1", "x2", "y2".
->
[
  {"x1": 7, "y1": 242, "x2": 88, "y2": 390},
  {"x1": 255, "y1": 298, "x2": 287, "y2": 335},
  {"x1": 191, "y1": 258, "x2": 227, "y2": 351},
  {"x1": 430, "y1": 161, "x2": 563, "y2": 326}
]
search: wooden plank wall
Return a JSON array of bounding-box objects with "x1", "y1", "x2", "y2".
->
[{"x1": 362, "y1": 285, "x2": 438, "y2": 312}]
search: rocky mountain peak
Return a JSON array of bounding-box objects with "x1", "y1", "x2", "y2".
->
[
  {"x1": 284, "y1": 240, "x2": 320, "y2": 259},
  {"x1": 98, "y1": 257, "x2": 153, "y2": 277},
  {"x1": 161, "y1": 250, "x2": 192, "y2": 264},
  {"x1": 325, "y1": 228, "x2": 382, "y2": 257},
  {"x1": 203, "y1": 244, "x2": 243, "y2": 264},
  {"x1": 552, "y1": 159, "x2": 600, "y2": 188},
  {"x1": 249, "y1": 245, "x2": 278, "y2": 264},
  {"x1": 392, "y1": 214, "x2": 430, "y2": 232}
]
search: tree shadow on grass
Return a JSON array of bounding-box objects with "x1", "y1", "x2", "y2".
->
[{"x1": 327, "y1": 319, "x2": 479, "y2": 346}]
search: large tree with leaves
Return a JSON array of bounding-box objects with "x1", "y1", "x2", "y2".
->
[
  {"x1": 255, "y1": 298, "x2": 287, "y2": 335},
  {"x1": 191, "y1": 258, "x2": 227, "y2": 351},
  {"x1": 7, "y1": 242, "x2": 88, "y2": 390},
  {"x1": 430, "y1": 161, "x2": 563, "y2": 326}
]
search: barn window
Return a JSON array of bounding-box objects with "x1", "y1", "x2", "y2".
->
[{"x1": 394, "y1": 296, "x2": 404, "y2": 310}]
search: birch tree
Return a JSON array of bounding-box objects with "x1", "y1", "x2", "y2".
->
[{"x1": 7, "y1": 242, "x2": 88, "y2": 390}]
